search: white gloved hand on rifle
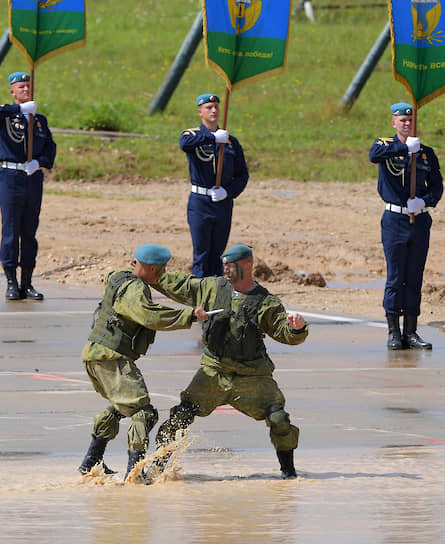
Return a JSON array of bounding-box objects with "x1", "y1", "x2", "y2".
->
[
  {"x1": 407, "y1": 197, "x2": 425, "y2": 214},
  {"x1": 20, "y1": 101, "x2": 37, "y2": 116},
  {"x1": 25, "y1": 160, "x2": 40, "y2": 176},
  {"x1": 406, "y1": 136, "x2": 420, "y2": 153},
  {"x1": 212, "y1": 129, "x2": 229, "y2": 144},
  {"x1": 209, "y1": 186, "x2": 228, "y2": 202}
]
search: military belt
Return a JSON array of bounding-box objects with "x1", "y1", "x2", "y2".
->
[
  {"x1": 1, "y1": 161, "x2": 26, "y2": 171},
  {"x1": 191, "y1": 184, "x2": 211, "y2": 196},
  {"x1": 385, "y1": 203, "x2": 428, "y2": 216}
]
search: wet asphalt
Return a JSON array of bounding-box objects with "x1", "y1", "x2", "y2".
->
[
  {"x1": 2, "y1": 279, "x2": 445, "y2": 544},
  {"x1": 1, "y1": 278, "x2": 444, "y2": 458}
]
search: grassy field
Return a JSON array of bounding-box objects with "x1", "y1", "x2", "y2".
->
[{"x1": 1, "y1": 0, "x2": 445, "y2": 184}]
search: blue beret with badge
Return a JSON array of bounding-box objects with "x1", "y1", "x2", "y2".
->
[
  {"x1": 390, "y1": 102, "x2": 413, "y2": 116},
  {"x1": 196, "y1": 93, "x2": 220, "y2": 106},
  {"x1": 8, "y1": 72, "x2": 30, "y2": 85},
  {"x1": 221, "y1": 244, "x2": 253, "y2": 263},
  {"x1": 134, "y1": 244, "x2": 171, "y2": 265}
]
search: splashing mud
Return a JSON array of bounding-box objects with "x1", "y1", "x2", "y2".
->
[{"x1": 125, "y1": 431, "x2": 193, "y2": 485}]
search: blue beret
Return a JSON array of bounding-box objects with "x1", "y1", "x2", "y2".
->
[
  {"x1": 221, "y1": 244, "x2": 253, "y2": 263},
  {"x1": 8, "y1": 72, "x2": 30, "y2": 85},
  {"x1": 390, "y1": 102, "x2": 413, "y2": 116},
  {"x1": 196, "y1": 93, "x2": 220, "y2": 106},
  {"x1": 134, "y1": 244, "x2": 171, "y2": 265}
]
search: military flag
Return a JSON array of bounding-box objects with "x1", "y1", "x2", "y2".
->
[
  {"x1": 203, "y1": 0, "x2": 292, "y2": 91},
  {"x1": 8, "y1": 0, "x2": 86, "y2": 66},
  {"x1": 388, "y1": 0, "x2": 445, "y2": 107},
  {"x1": 203, "y1": 0, "x2": 292, "y2": 186},
  {"x1": 8, "y1": 0, "x2": 86, "y2": 159},
  {"x1": 388, "y1": 0, "x2": 445, "y2": 219}
]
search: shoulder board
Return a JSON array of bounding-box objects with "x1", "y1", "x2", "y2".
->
[
  {"x1": 183, "y1": 126, "x2": 200, "y2": 135},
  {"x1": 377, "y1": 137, "x2": 393, "y2": 144}
]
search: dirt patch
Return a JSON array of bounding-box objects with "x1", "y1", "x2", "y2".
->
[{"x1": 31, "y1": 176, "x2": 445, "y2": 326}]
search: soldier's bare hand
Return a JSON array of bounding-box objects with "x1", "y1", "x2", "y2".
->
[
  {"x1": 287, "y1": 311, "x2": 305, "y2": 330},
  {"x1": 194, "y1": 307, "x2": 208, "y2": 321}
]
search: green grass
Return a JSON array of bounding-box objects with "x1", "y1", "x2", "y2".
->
[{"x1": 1, "y1": 0, "x2": 444, "y2": 183}]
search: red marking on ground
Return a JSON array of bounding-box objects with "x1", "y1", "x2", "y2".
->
[
  {"x1": 214, "y1": 405, "x2": 240, "y2": 414},
  {"x1": 355, "y1": 374, "x2": 424, "y2": 388},
  {"x1": 420, "y1": 437, "x2": 445, "y2": 445},
  {"x1": 15, "y1": 373, "x2": 78, "y2": 382}
]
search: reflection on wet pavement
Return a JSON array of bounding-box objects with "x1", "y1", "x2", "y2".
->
[{"x1": 1, "y1": 447, "x2": 445, "y2": 544}]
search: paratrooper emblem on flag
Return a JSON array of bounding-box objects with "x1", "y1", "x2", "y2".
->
[{"x1": 411, "y1": 0, "x2": 445, "y2": 44}]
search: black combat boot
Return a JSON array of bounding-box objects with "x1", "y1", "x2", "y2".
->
[
  {"x1": 78, "y1": 434, "x2": 116, "y2": 475},
  {"x1": 386, "y1": 314, "x2": 404, "y2": 350},
  {"x1": 277, "y1": 449, "x2": 297, "y2": 479},
  {"x1": 3, "y1": 267, "x2": 21, "y2": 300},
  {"x1": 125, "y1": 449, "x2": 151, "y2": 483},
  {"x1": 403, "y1": 315, "x2": 432, "y2": 350},
  {"x1": 20, "y1": 267, "x2": 44, "y2": 300}
]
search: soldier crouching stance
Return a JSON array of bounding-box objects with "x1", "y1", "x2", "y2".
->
[
  {"x1": 78, "y1": 244, "x2": 205, "y2": 482},
  {"x1": 151, "y1": 244, "x2": 308, "y2": 479}
]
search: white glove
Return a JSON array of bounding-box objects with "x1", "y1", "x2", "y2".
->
[
  {"x1": 212, "y1": 129, "x2": 229, "y2": 144},
  {"x1": 407, "y1": 197, "x2": 426, "y2": 214},
  {"x1": 209, "y1": 186, "x2": 228, "y2": 202},
  {"x1": 25, "y1": 160, "x2": 40, "y2": 176},
  {"x1": 20, "y1": 101, "x2": 37, "y2": 116},
  {"x1": 406, "y1": 136, "x2": 420, "y2": 153}
]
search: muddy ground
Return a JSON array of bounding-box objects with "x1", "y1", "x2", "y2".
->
[{"x1": 33, "y1": 176, "x2": 445, "y2": 326}]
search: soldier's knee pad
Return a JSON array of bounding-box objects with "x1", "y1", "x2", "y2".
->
[
  {"x1": 266, "y1": 404, "x2": 291, "y2": 436},
  {"x1": 93, "y1": 405, "x2": 124, "y2": 440},
  {"x1": 132, "y1": 404, "x2": 159, "y2": 433}
]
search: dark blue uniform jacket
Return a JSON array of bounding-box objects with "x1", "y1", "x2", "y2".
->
[
  {"x1": 369, "y1": 134, "x2": 443, "y2": 207},
  {"x1": 179, "y1": 123, "x2": 248, "y2": 197},
  {"x1": 0, "y1": 103, "x2": 56, "y2": 167}
]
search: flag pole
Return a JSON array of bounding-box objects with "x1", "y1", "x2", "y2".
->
[
  {"x1": 27, "y1": 65, "x2": 35, "y2": 162},
  {"x1": 409, "y1": 101, "x2": 418, "y2": 225},
  {"x1": 215, "y1": 86, "x2": 230, "y2": 189},
  {"x1": 214, "y1": 0, "x2": 248, "y2": 189}
]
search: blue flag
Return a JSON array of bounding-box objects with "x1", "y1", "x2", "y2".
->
[
  {"x1": 9, "y1": 0, "x2": 86, "y2": 66},
  {"x1": 389, "y1": 0, "x2": 445, "y2": 107},
  {"x1": 203, "y1": 0, "x2": 292, "y2": 90}
]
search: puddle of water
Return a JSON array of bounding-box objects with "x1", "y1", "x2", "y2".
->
[
  {"x1": 2, "y1": 446, "x2": 445, "y2": 544},
  {"x1": 327, "y1": 270, "x2": 385, "y2": 290}
]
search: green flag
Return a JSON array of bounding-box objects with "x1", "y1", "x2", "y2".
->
[
  {"x1": 388, "y1": 0, "x2": 445, "y2": 107},
  {"x1": 203, "y1": 0, "x2": 292, "y2": 90},
  {"x1": 8, "y1": 0, "x2": 86, "y2": 66}
]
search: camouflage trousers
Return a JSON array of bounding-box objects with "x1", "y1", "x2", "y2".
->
[
  {"x1": 178, "y1": 366, "x2": 299, "y2": 451},
  {"x1": 84, "y1": 357, "x2": 158, "y2": 451}
]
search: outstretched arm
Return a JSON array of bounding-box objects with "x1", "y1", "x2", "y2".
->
[{"x1": 259, "y1": 296, "x2": 309, "y2": 346}]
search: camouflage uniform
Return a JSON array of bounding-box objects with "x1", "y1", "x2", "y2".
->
[
  {"x1": 82, "y1": 269, "x2": 195, "y2": 452},
  {"x1": 153, "y1": 272, "x2": 308, "y2": 454}
]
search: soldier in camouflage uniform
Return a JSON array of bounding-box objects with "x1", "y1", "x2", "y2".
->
[
  {"x1": 78, "y1": 244, "x2": 206, "y2": 481},
  {"x1": 150, "y1": 244, "x2": 309, "y2": 479}
]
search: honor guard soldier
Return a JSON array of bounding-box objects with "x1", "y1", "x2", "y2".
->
[
  {"x1": 180, "y1": 93, "x2": 249, "y2": 278},
  {"x1": 148, "y1": 244, "x2": 309, "y2": 479},
  {"x1": 0, "y1": 72, "x2": 56, "y2": 300},
  {"x1": 369, "y1": 102, "x2": 443, "y2": 350},
  {"x1": 78, "y1": 244, "x2": 207, "y2": 482}
]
